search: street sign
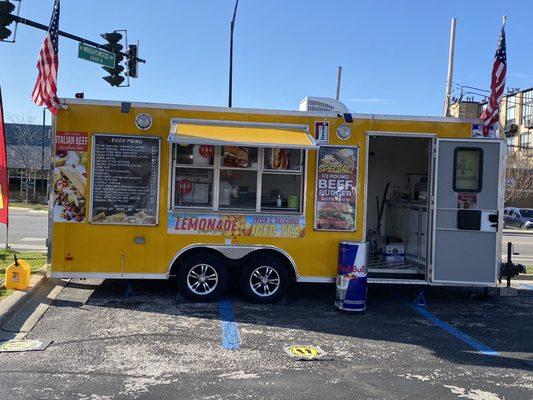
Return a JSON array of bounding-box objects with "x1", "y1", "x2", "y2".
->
[{"x1": 78, "y1": 43, "x2": 116, "y2": 68}]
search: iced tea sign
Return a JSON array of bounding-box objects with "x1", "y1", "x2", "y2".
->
[{"x1": 315, "y1": 146, "x2": 358, "y2": 231}]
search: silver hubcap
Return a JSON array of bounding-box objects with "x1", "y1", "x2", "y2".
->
[
  {"x1": 250, "y1": 266, "x2": 280, "y2": 297},
  {"x1": 187, "y1": 263, "x2": 218, "y2": 295}
]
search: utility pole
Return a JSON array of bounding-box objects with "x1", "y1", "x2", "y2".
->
[
  {"x1": 228, "y1": 0, "x2": 239, "y2": 108},
  {"x1": 443, "y1": 18, "x2": 457, "y2": 117},
  {"x1": 336, "y1": 66, "x2": 342, "y2": 100}
]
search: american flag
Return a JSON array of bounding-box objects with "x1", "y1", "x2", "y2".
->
[
  {"x1": 480, "y1": 22, "x2": 507, "y2": 137},
  {"x1": 32, "y1": 0, "x2": 61, "y2": 115}
]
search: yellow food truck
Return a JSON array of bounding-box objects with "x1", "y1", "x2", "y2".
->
[{"x1": 49, "y1": 97, "x2": 505, "y2": 303}]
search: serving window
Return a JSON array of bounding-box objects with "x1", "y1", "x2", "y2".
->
[{"x1": 172, "y1": 145, "x2": 305, "y2": 213}]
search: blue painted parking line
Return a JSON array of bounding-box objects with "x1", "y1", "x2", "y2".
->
[
  {"x1": 408, "y1": 302, "x2": 501, "y2": 357},
  {"x1": 219, "y1": 297, "x2": 240, "y2": 350}
]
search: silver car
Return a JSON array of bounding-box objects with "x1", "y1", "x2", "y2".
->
[{"x1": 504, "y1": 207, "x2": 533, "y2": 230}]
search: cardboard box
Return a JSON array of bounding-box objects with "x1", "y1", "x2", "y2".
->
[{"x1": 383, "y1": 243, "x2": 405, "y2": 262}]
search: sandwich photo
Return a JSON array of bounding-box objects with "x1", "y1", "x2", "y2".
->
[
  {"x1": 223, "y1": 146, "x2": 249, "y2": 168},
  {"x1": 316, "y1": 202, "x2": 354, "y2": 230},
  {"x1": 54, "y1": 166, "x2": 87, "y2": 222}
]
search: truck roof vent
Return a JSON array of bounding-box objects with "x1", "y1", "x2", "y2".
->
[{"x1": 299, "y1": 97, "x2": 349, "y2": 113}]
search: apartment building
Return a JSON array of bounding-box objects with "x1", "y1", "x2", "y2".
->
[
  {"x1": 500, "y1": 88, "x2": 533, "y2": 207},
  {"x1": 450, "y1": 89, "x2": 532, "y2": 207},
  {"x1": 500, "y1": 88, "x2": 533, "y2": 156}
]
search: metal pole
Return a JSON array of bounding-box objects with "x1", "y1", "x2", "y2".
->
[
  {"x1": 4, "y1": 14, "x2": 146, "y2": 63},
  {"x1": 41, "y1": 108, "x2": 45, "y2": 199},
  {"x1": 506, "y1": 241, "x2": 512, "y2": 287},
  {"x1": 336, "y1": 66, "x2": 342, "y2": 100},
  {"x1": 443, "y1": 18, "x2": 457, "y2": 117},
  {"x1": 228, "y1": 0, "x2": 239, "y2": 108},
  {"x1": 5, "y1": 223, "x2": 8, "y2": 250}
]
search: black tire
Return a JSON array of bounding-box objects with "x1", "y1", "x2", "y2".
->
[
  {"x1": 520, "y1": 224, "x2": 528, "y2": 230},
  {"x1": 177, "y1": 253, "x2": 228, "y2": 302},
  {"x1": 240, "y1": 255, "x2": 289, "y2": 304}
]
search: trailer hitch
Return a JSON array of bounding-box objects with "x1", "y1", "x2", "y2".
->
[{"x1": 499, "y1": 241, "x2": 526, "y2": 288}]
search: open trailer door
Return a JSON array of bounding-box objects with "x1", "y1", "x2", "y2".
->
[{"x1": 431, "y1": 138, "x2": 505, "y2": 286}]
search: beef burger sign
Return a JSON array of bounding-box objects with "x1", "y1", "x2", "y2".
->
[{"x1": 315, "y1": 146, "x2": 358, "y2": 231}]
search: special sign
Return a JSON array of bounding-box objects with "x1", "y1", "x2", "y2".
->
[
  {"x1": 315, "y1": 146, "x2": 358, "y2": 231},
  {"x1": 168, "y1": 212, "x2": 305, "y2": 238}
]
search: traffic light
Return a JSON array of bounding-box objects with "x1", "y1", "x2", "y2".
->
[
  {"x1": 127, "y1": 44, "x2": 138, "y2": 79},
  {"x1": 0, "y1": 0, "x2": 16, "y2": 41},
  {"x1": 101, "y1": 31, "x2": 125, "y2": 87}
]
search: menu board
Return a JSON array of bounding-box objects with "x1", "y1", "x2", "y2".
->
[
  {"x1": 90, "y1": 135, "x2": 160, "y2": 225},
  {"x1": 315, "y1": 146, "x2": 358, "y2": 231}
]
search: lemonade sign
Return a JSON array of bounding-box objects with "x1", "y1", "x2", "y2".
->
[{"x1": 168, "y1": 212, "x2": 305, "y2": 238}]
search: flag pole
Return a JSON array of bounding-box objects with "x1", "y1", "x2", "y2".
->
[
  {"x1": 443, "y1": 18, "x2": 457, "y2": 117},
  {"x1": 336, "y1": 66, "x2": 343, "y2": 101}
]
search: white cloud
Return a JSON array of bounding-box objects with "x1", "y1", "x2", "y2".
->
[
  {"x1": 344, "y1": 97, "x2": 388, "y2": 104},
  {"x1": 510, "y1": 73, "x2": 533, "y2": 79}
]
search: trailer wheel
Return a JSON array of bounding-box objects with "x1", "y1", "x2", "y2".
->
[
  {"x1": 240, "y1": 255, "x2": 288, "y2": 303},
  {"x1": 177, "y1": 254, "x2": 228, "y2": 302}
]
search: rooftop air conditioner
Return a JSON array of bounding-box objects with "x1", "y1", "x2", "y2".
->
[
  {"x1": 504, "y1": 123, "x2": 518, "y2": 137},
  {"x1": 299, "y1": 97, "x2": 349, "y2": 114}
]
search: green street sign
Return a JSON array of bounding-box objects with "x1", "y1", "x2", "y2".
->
[{"x1": 78, "y1": 43, "x2": 116, "y2": 68}]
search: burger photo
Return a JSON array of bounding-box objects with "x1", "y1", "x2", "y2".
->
[{"x1": 316, "y1": 202, "x2": 354, "y2": 230}]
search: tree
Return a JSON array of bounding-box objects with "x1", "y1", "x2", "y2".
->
[
  {"x1": 505, "y1": 147, "x2": 533, "y2": 205},
  {"x1": 7, "y1": 113, "x2": 40, "y2": 203}
]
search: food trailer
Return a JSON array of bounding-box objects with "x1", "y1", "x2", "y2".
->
[{"x1": 49, "y1": 97, "x2": 505, "y2": 303}]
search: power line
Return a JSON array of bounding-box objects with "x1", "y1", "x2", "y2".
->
[
  {"x1": 507, "y1": 144, "x2": 533, "y2": 150},
  {"x1": 452, "y1": 82, "x2": 533, "y2": 107}
]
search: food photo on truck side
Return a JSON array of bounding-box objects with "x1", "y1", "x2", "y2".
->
[{"x1": 47, "y1": 96, "x2": 506, "y2": 303}]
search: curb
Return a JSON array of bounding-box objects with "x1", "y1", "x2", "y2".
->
[
  {"x1": 9, "y1": 207, "x2": 48, "y2": 214},
  {"x1": 503, "y1": 229, "x2": 533, "y2": 235},
  {"x1": 515, "y1": 275, "x2": 533, "y2": 281},
  {"x1": 0, "y1": 272, "x2": 48, "y2": 328}
]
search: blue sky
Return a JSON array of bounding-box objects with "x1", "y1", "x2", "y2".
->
[{"x1": 0, "y1": 0, "x2": 531, "y2": 122}]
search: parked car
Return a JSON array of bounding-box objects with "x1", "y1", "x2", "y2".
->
[{"x1": 504, "y1": 207, "x2": 533, "y2": 230}]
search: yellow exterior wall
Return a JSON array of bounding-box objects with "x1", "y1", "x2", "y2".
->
[{"x1": 52, "y1": 101, "x2": 474, "y2": 279}]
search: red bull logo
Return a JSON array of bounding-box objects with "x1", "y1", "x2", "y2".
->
[{"x1": 338, "y1": 265, "x2": 365, "y2": 275}]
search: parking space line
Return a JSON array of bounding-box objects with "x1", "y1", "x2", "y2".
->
[
  {"x1": 219, "y1": 297, "x2": 240, "y2": 350},
  {"x1": 409, "y1": 303, "x2": 501, "y2": 357}
]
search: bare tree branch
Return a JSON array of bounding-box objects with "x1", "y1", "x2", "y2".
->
[
  {"x1": 505, "y1": 149, "x2": 533, "y2": 205},
  {"x1": 6, "y1": 113, "x2": 39, "y2": 202}
]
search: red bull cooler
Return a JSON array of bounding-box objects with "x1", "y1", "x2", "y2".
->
[{"x1": 335, "y1": 241, "x2": 368, "y2": 312}]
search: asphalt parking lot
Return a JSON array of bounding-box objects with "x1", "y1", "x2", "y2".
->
[{"x1": 0, "y1": 280, "x2": 532, "y2": 400}]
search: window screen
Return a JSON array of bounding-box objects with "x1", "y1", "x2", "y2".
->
[
  {"x1": 453, "y1": 148, "x2": 483, "y2": 192},
  {"x1": 172, "y1": 145, "x2": 305, "y2": 213}
]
